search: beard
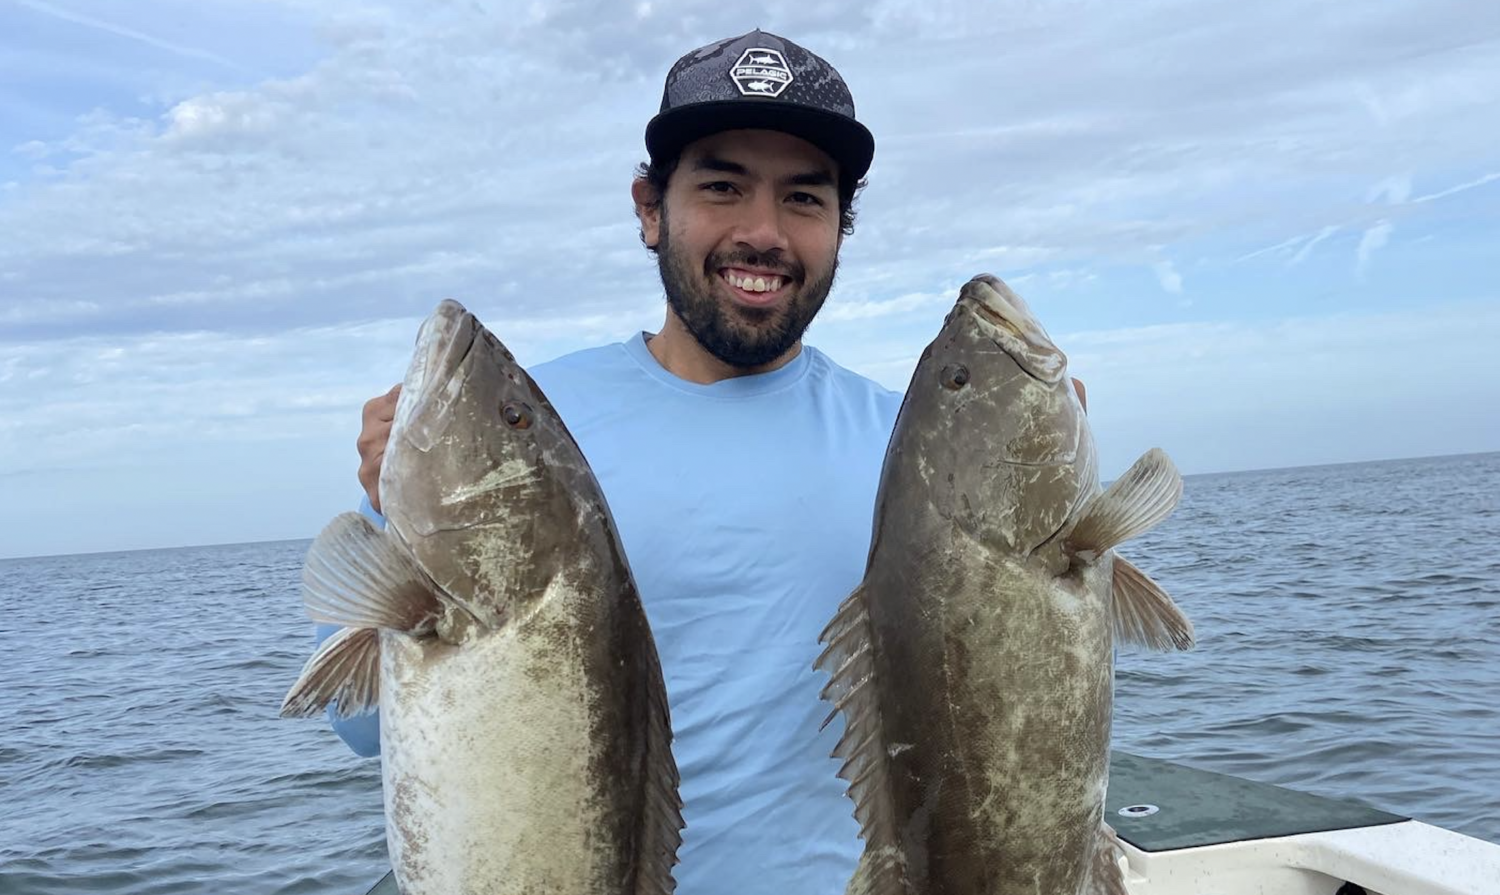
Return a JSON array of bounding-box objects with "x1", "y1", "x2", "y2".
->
[{"x1": 655, "y1": 207, "x2": 838, "y2": 369}]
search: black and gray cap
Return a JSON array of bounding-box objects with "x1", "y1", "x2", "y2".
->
[{"x1": 645, "y1": 30, "x2": 875, "y2": 182}]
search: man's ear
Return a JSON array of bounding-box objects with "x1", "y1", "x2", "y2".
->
[{"x1": 631, "y1": 179, "x2": 662, "y2": 249}]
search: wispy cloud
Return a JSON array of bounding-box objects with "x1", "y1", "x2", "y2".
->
[
  {"x1": 1290, "y1": 225, "x2": 1340, "y2": 265},
  {"x1": 1152, "y1": 260, "x2": 1184, "y2": 294},
  {"x1": 14, "y1": 0, "x2": 249, "y2": 72},
  {"x1": 1233, "y1": 232, "x2": 1313, "y2": 265},
  {"x1": 1356, "y1": 220, "x2": 1394, "y2": 277},
  {"x1": 821, "y1": 290, "x2": 952, "y2": 323},
  {"x1": 1234, "y1": 163, "x2": 1493, "y2": 273},
  {"x1": 1008, "y1": 268, "x2": 1100, "y2": 291},
  {"x1": 1413, "y1": 171, "x2": 1500, "y2": 204},
  {"x1": 1367, "y1": 174, "x2": 1413, "y2": 206}
]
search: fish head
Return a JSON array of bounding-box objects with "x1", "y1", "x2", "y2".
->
[
  {"x1": 899, "y1": 274, "x2": 1097, "y2": 556},
  {"x1": 952, "y1": 273, "x2": 1073, "y2": 380},
  {"x1": 379, "y1": 299, "x2": 609, "y2": 629}
]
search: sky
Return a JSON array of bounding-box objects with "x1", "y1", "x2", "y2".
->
[{"x1": 1, "y1": 0, "x2": 1498, "y2": 559}]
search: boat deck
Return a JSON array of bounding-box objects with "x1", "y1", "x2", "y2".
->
[{"x1": 1106, "y1": 751, "x2": 1407, "y2": 852}]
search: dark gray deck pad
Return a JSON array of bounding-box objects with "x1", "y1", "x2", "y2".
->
[
  {"x1": 1107, "y1": 751, "x2": 1409, "y2": 852},
  {"x1": 365, "y1": 870, "x2": 396, "y2": 895}
]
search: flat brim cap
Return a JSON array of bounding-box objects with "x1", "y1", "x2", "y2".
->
[{"x1": 645, "y1": 30, "x2": 874, "y2": 182}]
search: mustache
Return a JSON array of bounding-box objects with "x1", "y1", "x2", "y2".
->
[{"x1": 706, "y1": 250, "x2": 804, "y2": 283}]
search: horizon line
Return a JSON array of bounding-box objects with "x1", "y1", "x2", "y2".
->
[{"x1": 3, "y1": 447, "x2": 1495, "y2": 563}]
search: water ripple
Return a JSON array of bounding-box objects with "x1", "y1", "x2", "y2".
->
[{"x1": 2, "y1": 454, "x2": 1498, "y2": 891}]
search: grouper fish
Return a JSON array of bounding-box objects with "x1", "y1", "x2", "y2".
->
[
  {"x1": 280, "y1": 299, "x2": 683, "y2": 894},
  {"x1": 815, "y1": 275, "x2": 1193, "y2": 895}
]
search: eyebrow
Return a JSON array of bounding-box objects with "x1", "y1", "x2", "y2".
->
[{"x1": 691, "y1": 154, "x2": 836, "y2": 189}]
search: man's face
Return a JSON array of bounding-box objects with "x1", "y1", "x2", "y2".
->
[{"x1": 641, "y1": 129, "x2": 843, "y2": 369}]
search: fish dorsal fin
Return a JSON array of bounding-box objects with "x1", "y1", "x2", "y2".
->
[
  {"x1": 635, "y1": 630, "x2": 685, "y2": 895},
  {"x1": 302, "y1": 512, "x2": 442, "y2": 632},
  {"x1": 279, "y1": 626, "x2": 381, "y2": 719},
  {"x1": 1112, "y1": 555, "x2": 1194, "y2": 651},
  {"x1": 1066, "y1": 448, "x2": 1183, "y2": 560},
  {"x1": 814, "y1": 582, "x2": 907, "y2": 895},
  {"x1": 1090, "y1": 823, "x2": 1130, "y2": 895}
]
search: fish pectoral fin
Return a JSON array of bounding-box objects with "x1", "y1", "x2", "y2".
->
[
  {"x1": 1065, "y1": 448, "x2": 1183, "y2": 559},
  {"x1": 279, "y1": 626, "x2": 381, "y2": 719},
  {"x1": 814, "y1": 583, "x2": 907, "y2": 895},
  {"x1": 1112, "y1": 554, "x2": 1194, "y2": 651},
  {"x1": 302, "y1": 512, "x2": 443, "y2": 632}
]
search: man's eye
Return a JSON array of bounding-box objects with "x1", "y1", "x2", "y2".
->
[
  {"x1": 789, "y1": 192, "x2": 826, "y2": 206},
  {"x1": 702, "y1": 181, "x2": 736, "y2": 194}
]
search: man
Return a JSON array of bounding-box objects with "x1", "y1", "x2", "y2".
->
[{"x1": 322, "y1": 29, "x2": 1084, "y2": 893}]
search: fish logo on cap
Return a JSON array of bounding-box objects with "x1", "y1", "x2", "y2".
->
[{"x1": 730, "y1": 48, "x2": 793, "y2": 97}]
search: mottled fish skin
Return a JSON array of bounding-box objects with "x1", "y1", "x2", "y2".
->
[
  {"x1": 818, "y1": 275, "x2": 1185, "y2": 895},
  {"x1": 287, "y1": 300, "x2": 681, "y2": 894}
]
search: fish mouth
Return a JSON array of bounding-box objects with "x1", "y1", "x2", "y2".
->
[
  {"x1": 392, "y1": 299, "x2": 478, "y2": 451},
  {"x1": 957, "y1": 274, "x2": 1067, "y2": 384}
]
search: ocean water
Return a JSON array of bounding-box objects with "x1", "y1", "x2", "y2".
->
[{"x1": 1, "y1": 451, "x2": 1497, "y2": 893}]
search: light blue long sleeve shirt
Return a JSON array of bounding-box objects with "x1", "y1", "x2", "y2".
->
[{"x1": 314, "y1": 332, "x2": 903, "y2": 893}]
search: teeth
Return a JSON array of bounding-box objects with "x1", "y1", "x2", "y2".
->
[{"x1": 726, "y1": 273, "x2": 782, "y2": 293}]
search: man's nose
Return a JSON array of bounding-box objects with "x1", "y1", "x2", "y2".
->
[{"x1": 731, "y1": 191, "x2": 790, "y2": 254}]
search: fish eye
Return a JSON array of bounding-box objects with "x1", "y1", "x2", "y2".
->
[
  {"x1": 501, "y1": 402, "x2": 533, "y2": 429},
  {"x1": 940, "y1": 364, "x2": 970, "y2": 390}
]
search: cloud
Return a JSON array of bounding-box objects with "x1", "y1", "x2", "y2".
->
[
  {"x1": 14, "y1": 0, "x2": 249, "y2": 72},
  {"x1": 818, "y1": 299, "x2": 1500, "y2": 479},
  {"x1": 1413, "y1": 171, "x2": 1500, "y2": 203},
  {"x1": 1008, "y1": 268, "x2": 1100, "y2": 291},
  {"x1": 1356, "y1": 220, "x2": 1393, "y2": 277},
  {"x1": 1152, "y1": 260, "x2": 1184, "y2": 294},
  {"x1": 163, "y1": 92, "x2": 289, "y2": 142},
  {"x1": 1233, "y1": 231, "x2": 1310, "y2": 265},
  {"x1": 1290, "y1": 225, "x2": 1340, "y2": 265},
  {"x1": 12, "y1": 140, "x2": 50, "y2": 160},
  {"x1": 820, "y1": 289, "x2": 953, "y2": 323},
  {"x1": 2, "y1": 0, "x2": 1499, "y2": 555},
  {"x1": 2, "y1": 0, "x2": 1497, "y2": 344},
  {"x1": 0, "y1": 307, "x2": 644, "y2": 481},
  {"x1": 1043, "y1": 300, "x2": 1500, "y2": 474},
  {"x1": 1367, "y1": 174, "x2": 1413, "y2": 205}
]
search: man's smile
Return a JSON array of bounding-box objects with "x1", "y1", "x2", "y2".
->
[{"x1": 719, "y1": 266, "x2": 792, "y2": 307}]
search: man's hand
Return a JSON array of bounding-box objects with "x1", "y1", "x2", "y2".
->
[
  {"x1": 1072, "y1": 377, "x2": 1087, "y2": 413},
  {"x1": 357, "y1": 384, "x2": 401, "y2": 513}
]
